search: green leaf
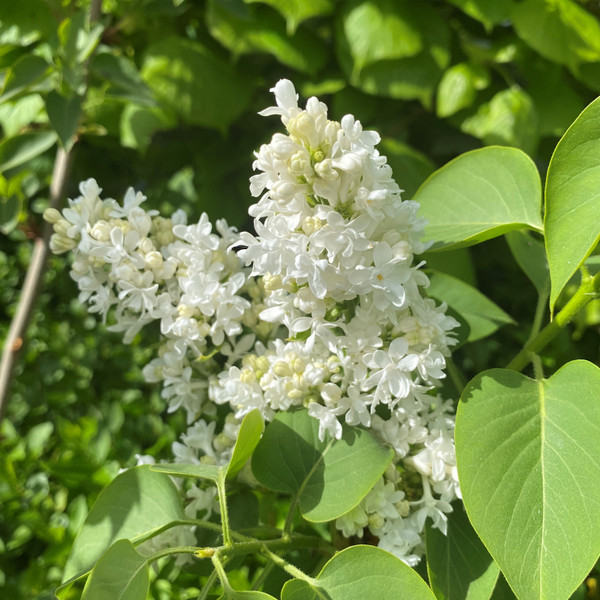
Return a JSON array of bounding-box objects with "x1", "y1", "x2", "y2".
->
[
  {"x1": 426, "y1": 503, "x2": 499, "y2": 600},
  {"x1": 337, "y1": 0, "x2": 424, "y2": 75},
  {"x1": 120, "y1": 104, "x2": 173, "y2": 152},
  {"x1": 544, "y1": 96, "x2": 600, "y2": 309},
  {"x1": 58, "y1": 11, "x2": 104, "y2": 66},
  {"x1": 523, "y1": 60, "x2": 586, "y2": 138},
  {"x1": 455, "y1": 361, "x2": 600, "y2": 600},
  {"x1": 0, "y1": 0, "x2": 55, "y2": 46},
  {"x1": 62, "y1": 465, "x2": 185, "y2": 582},
  {"x1": 0, "y1": 193, "x2": 21, "y2": 234},
  {"x1": 336, "y1": 0, "x2": 450, "y2": 105},
  {"x1": 427, "y1": 271, "x2": 514, "y2": 343},
  {"x1": 81, "y1": 540, "x2": 149, "y2": 600},
  {"x1": 512, "y1": 0, "x2": 600, "y2": 73},
  {"x1": 461, "y1": 88, "x2": 538, "y2": 154},
  {"x1": 91, "y1": 52, "x2": 156, "y2": 107},
  {"x1": 281, "y1": 545, "x2": 437, "y2": 600},
  {"x1": 380, "y1": 138, "x2": 435, "y2": 199},
  {"x1": 422, "y1": 248, "x2": 477, "y2": 286},
  {"x1": 245, "y1": 0, "x2": 333, "y2": 33},
  {"x1": 45, "y1": 90, "x2": 82, "y2": 151},
  {"x1": 227, "y1": 409, "x2": 264, "y2": 478},
  {"x1": 206, "y1": 0, "x2": 327, "y2": 74},
  {"x1": 0, "y1": 131, "x2": 57, "y2": 173},
  {"x1": 445, "y1": 0, "x2": 514, "y2": 31},
  {"x1": 505, "y1": 230, "x2": 549, "y2": 294},
  {"x1": 150, "y1": 463, "x2": 222, "y2": 483},
  {"x1": 413, "y1": 146, "x2": 542, "y2": 250},
  {"x1": 252, "y1": 409, "x2": 394, "y2": 522},
  {"x1": 0, "y1": 54, "x2": 49, "y2": 104},
  {"x1": 141, "y1": 36, "x2": 254, "y2": 132},
  {"x1": 0, "y1": 94, "x2": 45, "y2": 137},
  {"x1": 436, "y1": 63, "x2": 489, "y2": 118}
]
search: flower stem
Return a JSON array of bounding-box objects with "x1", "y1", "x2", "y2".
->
[
  {"x1": 506, "y1": 271, "x2": 600, "y2": 372},
  {"x1": 216, "y1": 471, "x2": 232, "y2": 547},
  {"x1": 261, "y1": 548, "x2": 318, "y2": 585}
]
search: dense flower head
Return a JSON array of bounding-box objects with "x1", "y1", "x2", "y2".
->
[{"x1": 46, "y1": 79, "x2": 460, "y2": 566}]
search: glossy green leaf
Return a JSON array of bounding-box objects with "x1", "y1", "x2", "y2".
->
[
  {"x1": 281, "y1": 545, "x2": 437, "y2": 600},
  {"x1": 505, "y1": 230, "x2": 549, "y2": 294},
  {"x1": 490, "y1": 575, "x2": 518, "y2": 600},
  {"x1": 426, "y1": 503, "x2": 499, "y2": 600},
  {"x1": 62, "y1": 465, "x2": 185, "y2": 582},
  {"x1": 436, "y1": 63, "x2": 489, "y2": 118},
  {"x1": 427, "y1": 271, "x2": 514, "y2": 343},
  {"x1": 445, "y1": 0, "x2": 514, "y2": 31},
  {"x1": 380, "y1": 138, "x2": 435, "y2": 198},
  {"x1": 0, "y1": 54, "x2": 49, "y2": 104},
  {"x1": 512, "y1": 0, "x2": 600, "y2": 73},
  {"x1": 206, "y1": 1, "x2": 327, "y2": 74},
  {"x1": 150, "y1": 462, "x2": 222, "y2": 483},
  {"x1": 81, "y1": 540, "x2": 149, "y2": 600},
  {"x1": 252, "y1": 409, "x2": 394, "y2": 522},
  {"x1": 0, "y1": 94, "x2": 45, "y2": 138},
  {"x1": 336, "y1": 0, "x2": 449, "y2": 105},
  {"x1": 0, "y1": 131, "x2": 56, "y2": 173},
  {"x1": 0, "y1": 194, "x2": 21, "y2": 234},
  {"x1": 545, "y1": 96, "x2": 600, "y2": 309},
  {"x1": 141, "y1": 36, "x2": 253, "y2": 132},
  {"x1": 45, "y1": 90, "x2": 82, "y2": 151},
  {"x1": 414, "y1": 146, "x2": 542, "y2": 250},
  {"x1": 455, "y1": 361, "x2": 600, "y2": 600},
  {"x1": 337, "y1": 0, "x2": 423, "y2": 75},
  {"x1": 461, "y1": 88, "x2": 538, "y2": 154},
  {"x1": 245, "y1": 0, "x2": 333, "y2": 33},
  {"x1": 227, "y1": 409, "x2": 264, "y2": 478},
  {"x1": 58, "y1": 11, "x2": 104, "y2": 66}
]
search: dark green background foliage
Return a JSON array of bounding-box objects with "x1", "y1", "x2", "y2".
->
[{"x1": 1, "y1": 0, "x2": 600, "y2": 598}]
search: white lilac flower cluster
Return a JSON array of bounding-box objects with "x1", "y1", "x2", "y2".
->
[{"x1": 46, "y1": 80, "x2": 460, "y2": 566}]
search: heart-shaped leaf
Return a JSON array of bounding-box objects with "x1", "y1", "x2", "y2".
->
[
  {"x1": 414, "y1": 146, "x2": 542, "y2": 250},
  {"x1": 81, "y1": 540, "x2": 149, "y2": 600},
  {"x1": 281, "y1": 545, "x2": 436, "y2": 599},
  {"x1": 252, "y1": 409, "x2": 394, "y2": 522},
  {"x1": 455, "y1": 361, "x2": 600, "y2": 600},
  {"x1": 62, "y1": 465, "x2": 185, "y2": 583},
  {"x1": 544, "y1": 96, "x2": 600, "y2": 309}
]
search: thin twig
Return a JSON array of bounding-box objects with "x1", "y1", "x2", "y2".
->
[
  {"x1": 0, "y1": 149, "x2": 73, "y2": 422},
  {"x1": 0, "y1": 0, "x2": 103, "y2": 423}
]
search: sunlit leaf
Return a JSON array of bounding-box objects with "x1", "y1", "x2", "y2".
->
[
  {"x1": 252, "y1": 409, "x2": 394, "y2": 522},
  {"x1": 0, "y1": 131, "x2": 56, "y2": 173},
  {"x1": 281, "y1": 545, "x2": 436, "y2": 599},
  {"x1": 81, "y1": 540, "x2": 149, "y2": 600},
  {"x1": 545, "y1": 96, "x2": 600, "y2": 309},
  {"x1": 414, "y1": 146, "x2": 542, "y2": 250},
  {"x1": 62, "y1": 465, "x2": 185, "y2": 582},
  {"x1": 227, "y1": 409, "x2": 264, "y2": 478},
  {"x1": 456, "y1": 361, "x2": 600, "y2": 600}
]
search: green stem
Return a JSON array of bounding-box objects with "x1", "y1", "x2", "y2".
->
[
  {"x1": 532, "y1": 353, "x2": 544, "y2": 381},
  {"x1": 528, "y1": 282, "x2": 549, "y2": 342},
  {"x1": 198, "y1": 569, "x2": 220, "y2": 600},
  {"x1": 261, "y1": 548, "x2": 317, "y2": 585},
  {"x1": 283, "y1": 496, "x2": 299, "y2": 536},
  {"x1": 506, "y1": 272, "x2": 600, "y2": 372},
  {"x1": 216, "y1": 472, "x2": 232, "y2": 547},
  {"x1": 211, "y1": 553, "x2": 232, "y2": 592},
  {"x1": 147, "y1": 546, "x2": 203, "y2": 563}
]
